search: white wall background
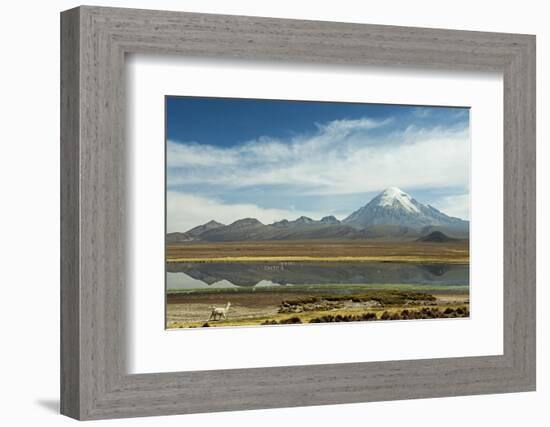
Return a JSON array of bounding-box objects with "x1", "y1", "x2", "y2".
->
[{"x1": 0, "y1": 0, "x2": 546, "y2": 425}]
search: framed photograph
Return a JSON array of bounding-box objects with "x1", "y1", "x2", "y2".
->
[
  {"x1": 61, "y1": 6, "x2": 536, "y2": 420},
  {"x1": 165, "y1": 97, "x2": 471, "y2": 330}
]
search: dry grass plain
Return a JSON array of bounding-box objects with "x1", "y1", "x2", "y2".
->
[
  {"x1": 166, "y1": 240, "x2": 470, "y2": 264},
  {"x1": 166, "y1": 287, "x2": 469, "y2": 329}
]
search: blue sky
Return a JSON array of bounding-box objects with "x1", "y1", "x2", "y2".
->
[{"x1": 166, "y1": 96, "x2": 470, "y2": 232}]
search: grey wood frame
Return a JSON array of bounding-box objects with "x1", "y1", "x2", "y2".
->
[{"x1": 60, "y1": 5, "x2": 536, "y2": 421}]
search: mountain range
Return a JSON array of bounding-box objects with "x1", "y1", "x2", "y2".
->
[{"x1": 167, "y1": 187, "x2": 469, "y2": 243}]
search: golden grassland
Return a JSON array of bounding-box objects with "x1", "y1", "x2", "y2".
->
[
  {"x1": 166, "y1": 288, "x2": 470, "y2": 329},
  {"x1": 167, "y1": 301, "x2": 469, "y2": 329},
  {"x1": 166, "y1": 240, "x2": 470, "y2": 264}
]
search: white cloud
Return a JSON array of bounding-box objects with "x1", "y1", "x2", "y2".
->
[
  {"x1": 167, "y1": 192, "x2": 327, "y2": 232},
  {"x1": 316, "y1": 117, "x2": 393, "y2": 135},
  {"x1": 167, "y1": 117, "x2": 469, "y2": 197},
  {"x1": 167, "y1": 142, "x2": 239, "y2": 167},
  {"x1": 431, "y1": 194, "x2": 470, "y2": 220}
]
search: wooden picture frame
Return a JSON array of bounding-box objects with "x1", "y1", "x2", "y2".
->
[{"x1": 60, "y1": 5, "x2": 536, "y2": 420}]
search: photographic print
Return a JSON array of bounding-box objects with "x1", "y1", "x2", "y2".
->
[{"x1": 165, "y1": 97, "x2": 470, "y2": 329}]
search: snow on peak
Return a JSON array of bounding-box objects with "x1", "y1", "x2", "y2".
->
[{"x1": 377, "y1": 187, "x2": 420, "y2": 213}]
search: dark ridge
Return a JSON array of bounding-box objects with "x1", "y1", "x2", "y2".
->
[
  {"x1": 272, "y1": 219, "x2": 290, "y2": 227},
  {"x1": 229, "y1": 218, "x2": 263, "y2": 227},
  {"x1": 320, "y1": 215, "x2": 340, "y2": 224},
  {"x1": 294, "y1": 216, "x2": 314, "y2": 224},
  {"x1": 417, "y1": 231, "x2": 456, "y2": 243}
]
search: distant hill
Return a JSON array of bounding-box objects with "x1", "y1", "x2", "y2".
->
[
  {"x1": 166, "y1": 220, "x2": 224, "y2": 243},
  {"x1": 166, "y1": 187, "x2": 470, "y2": 243},
  {"x1": 417, "y1": 231, "x2": 457, "y2": 243},
  {"x1": 419, "y1": 225, "x2": 468, "y2": 239},
  {"x1": 193, "y1": 217, "x2": 368, "y2": 242}
]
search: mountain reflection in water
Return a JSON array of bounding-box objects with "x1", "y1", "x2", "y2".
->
[{"x1": 166, "y1": 261, "x2": 469, "y2": 290}]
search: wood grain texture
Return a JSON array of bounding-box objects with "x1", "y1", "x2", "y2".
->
[
  {"x1": 60, "y1": 6, "x2": 536, "y2": 420},
  {"x1": 60, "y1": 7, "x2": 80, "y2": 419}
]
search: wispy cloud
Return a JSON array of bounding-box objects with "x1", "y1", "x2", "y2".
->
[
  {"x1": 167, "y1": 116, "x2": 469, "y2": 196},
  {"x1": 430, "y1": 194, "x2": 470, "y2": 220}
]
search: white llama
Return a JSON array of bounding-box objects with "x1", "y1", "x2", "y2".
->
[{"x1": 208, "y1": 302, "x2": 231, "y2": 321}]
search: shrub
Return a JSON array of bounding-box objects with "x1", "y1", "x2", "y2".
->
[
  {"x1": 421, "y1": 308, "x2": 436, "y2": 318},
  {"x1": 279, "y1": 316, "x2": 302, "y2": 324},
  {"x1": 363, "y1": 312, "x2": 377, "y2": 321}
]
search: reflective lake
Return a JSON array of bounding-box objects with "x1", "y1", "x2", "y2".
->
[{"x1": 166, "y1": 262, "x2": 469, "y2": 290}]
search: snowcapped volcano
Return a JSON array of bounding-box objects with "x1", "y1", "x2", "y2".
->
[
  {"x1": 168, "y1": 187, "x2": 469, "y2": 242},
  {"x1": 343, "y1": 187, "x2": 468, "y2": 232},
  {"x1": 376, "y1": 187, "x2": 421, "y2": 213}
]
